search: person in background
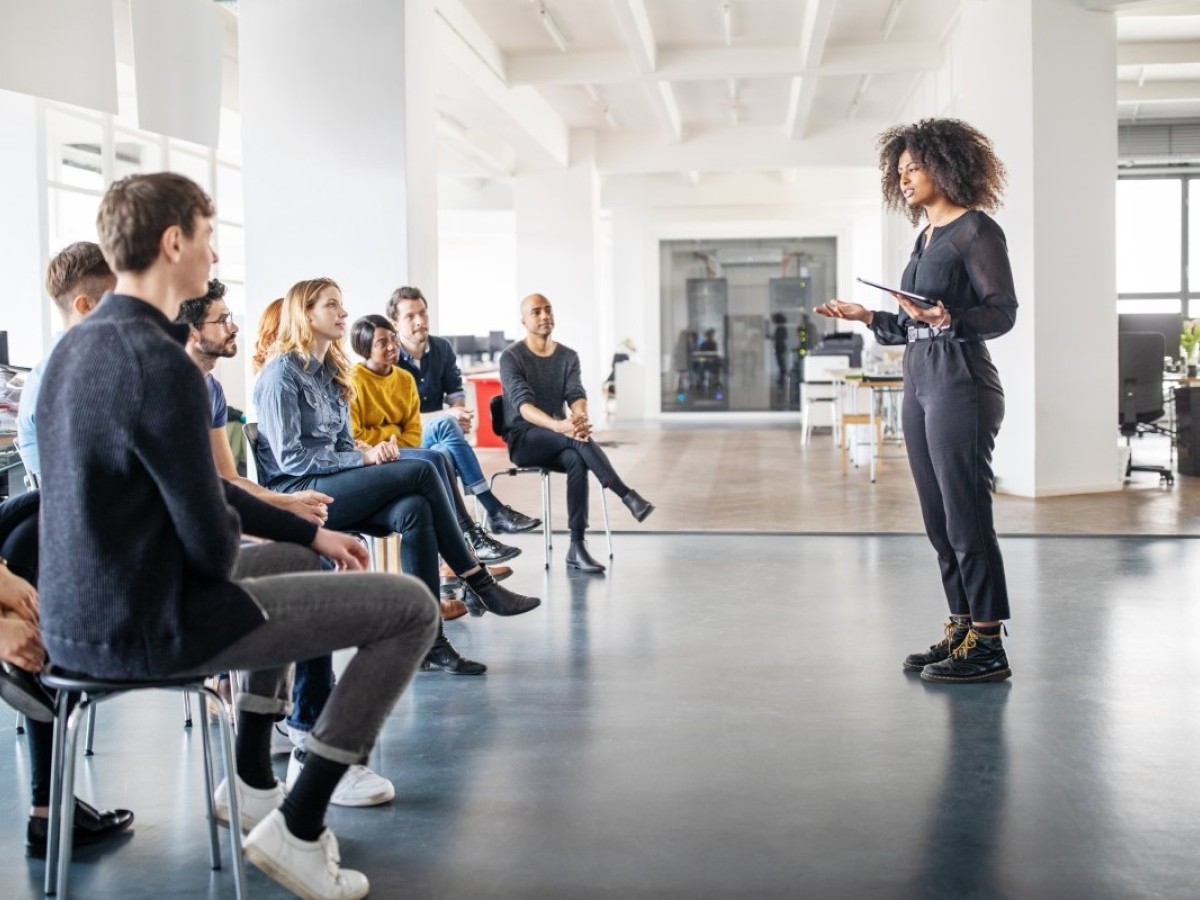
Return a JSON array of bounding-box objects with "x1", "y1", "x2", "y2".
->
[
  {"x1": 16, "y1": 242, "x2": 116, "y2": 479},
  {"x1": 499, "y1": 293, "x2": 654, "y2": 575},
  {"x1": 387, "y1": 286, "x2": 541, "y2": 536},
  {"x1": 816, "y1": 118, "x2": 1016, "y2": 684}
]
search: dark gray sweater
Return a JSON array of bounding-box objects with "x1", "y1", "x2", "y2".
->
[
  {"x1": 498, "y1": 341, "x2": 586, "y2": 434},
  {"x1": 37, "y1": 294, "x2": 318, "y2": 678}
]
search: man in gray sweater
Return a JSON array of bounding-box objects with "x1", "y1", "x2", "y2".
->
[
  {"x1": 499, "y1": 293, "x2": 654, "y2": 574},
  {"x1": 37, "y1": 172, "x2": 437, "y2": 900}
]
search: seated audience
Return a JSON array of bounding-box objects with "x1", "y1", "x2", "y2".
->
[
  {"x1": 499, "y1": 293, "x2": 655, "y2": 575},
  {"x1": 387, "y1": 286, "x2": 541, "y2": 534},
  {"x1": 16, "y1": 242, "x2": 116, "y2": 479},
  {"x1": 252, "y1": 278, "x2": 541, "y2": 675},
  {"x1": 177, "y1": 280, "x2": 399, "y2": 807},
  {"x1": 37, "y1": 171, "x2": 440, "y2": 898}
]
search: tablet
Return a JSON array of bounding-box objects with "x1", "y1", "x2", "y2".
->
[{"x1": 856, "y1": 277, "x2": 936, "y2": 309}]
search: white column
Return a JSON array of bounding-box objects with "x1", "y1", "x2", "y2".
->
[
  {"x1": 0, "y1": 90, "x2": 48, "y2": 365},
  {"x1": 237, "y1": 0, "x2": 439, "y2": 392},
  {"x1": 514, "y1": 131, "x2": 604, "y2": 403},
  {"x1": 956, "y1": 0, "x2": 1118, "y2": 496}
]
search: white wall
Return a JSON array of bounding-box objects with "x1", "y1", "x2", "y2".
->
[{"x1": 0, "y1": 90, "x2": 48, "y2": 366}]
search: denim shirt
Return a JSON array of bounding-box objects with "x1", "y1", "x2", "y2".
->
[{"x1": 252, "y1": 352, "x2": 363, "y2": 488}]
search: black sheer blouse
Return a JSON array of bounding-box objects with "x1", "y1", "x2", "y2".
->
[{"x1": 869, "y1": 210, "x2": 1018, "y2": 346}]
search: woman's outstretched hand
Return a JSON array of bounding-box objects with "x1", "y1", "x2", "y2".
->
[{"x1": 815, "y1": 299, "x2": 872, "y2": 326}]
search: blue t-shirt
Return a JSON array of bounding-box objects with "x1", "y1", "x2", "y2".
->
[
  {"x1": 16, "y1": 333, "x2": 63, "y2": 478},
  {"x1": 206, "y1": 373, "x2": 228, "y2": 429}
]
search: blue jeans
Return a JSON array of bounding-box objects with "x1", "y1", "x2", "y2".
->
[{"x1": 422, "y1": 416, "x2": 488, "y2": 495}]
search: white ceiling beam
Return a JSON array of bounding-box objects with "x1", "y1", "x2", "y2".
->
[
  {"x1": 1119, "y1": 79, "x2": 1200, "y2": 102},
  {"x1": 608, "y1": 0, "x2": 682, "y2": 142},
  {"x1": 783, "y1": 0, "x2": 836, "y2": 140},
  {"x1": 1118, "y1": 40, "x2": 1200, "y2": 67},
  {"x1": 508, "y1": 42, "x2": 941, "y2": 85},
  {"x1": 1079, "y1": 0, "x2": 1174, "y2": 9},
  {"x1": 596, "y1": 122, "x2": 880, "y2": 175},
  {"x1": 434, "y1": 0, "x2": 569, "y2": 167}
]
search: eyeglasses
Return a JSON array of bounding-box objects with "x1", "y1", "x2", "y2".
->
[{"x1": 201, "y1": 314, "x2": 236, "y2": 330}]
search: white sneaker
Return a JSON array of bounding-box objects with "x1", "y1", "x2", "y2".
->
[
  {"x1": 286, "y1": 749, "x2": 396, "y2": 808},
  {"x1": 213, "y1": 775, "x2": 285, "y2": 832},
  {"x1": 244, "y1": 809, "x2": 369, "y2": 900},
  {"x1": 270, "y1": 724, "x2": 295, "y2": 757}
]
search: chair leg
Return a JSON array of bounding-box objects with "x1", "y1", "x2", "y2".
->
[
  {"x1": 183, "y1": 691, "x2": 194, "y2": 729},
  {"x1": 541, "y1": 471, "x2": 552, "y2": 569},
  {"x1": 45, "y1": 691, "x2": 72, "y2": 896},
  {"x1": 211, "y1": 690, "x2": 248, "y2": 900},
  {"x1": 55, "y1": 697, "x2": 93, "y2": 898},
  {"x1": 83, "y1": 701, "x2": 96, "y2": 757},
  {"x1": 194, "y1": 686, "x2": 221, "y2": 870},
  {"x1": 597, "y1": 474, "x2": 614, "y2": 559},
  {"x1": 841, "y1": 422, "x2": 849, "y2": 476},
  {"x1": 16, "y1": 711, "x2": 24, "y2": 734}
]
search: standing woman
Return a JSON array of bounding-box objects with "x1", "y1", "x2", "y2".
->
[{"x1": 817, "y1": 118, "x2": 1017, "y2": 684}]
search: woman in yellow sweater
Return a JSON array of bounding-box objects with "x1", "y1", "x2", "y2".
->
[{"x1": 349, "y1": 315, "x2": 520, "y2": 569}]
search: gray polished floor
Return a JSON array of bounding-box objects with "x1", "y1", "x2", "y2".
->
[{"x1": 1, "y1": 533, "x2": 1198, "y2": 899}]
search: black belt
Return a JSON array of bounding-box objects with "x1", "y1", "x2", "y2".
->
[{"x1": 906, "y1": 325, "x2": 951, "y2": 343}]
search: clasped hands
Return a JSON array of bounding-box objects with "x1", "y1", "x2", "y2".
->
[
  {"x1": 359, "y1": 436, "x2": 401, "y2": 466},
  {"x1": 0, "y1": 564, "x2": 45, "y2": 673},
  {"x1": 558, "y1": 411, "x2": 592, "y2": 441}
]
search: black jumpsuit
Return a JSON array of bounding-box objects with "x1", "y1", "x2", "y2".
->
[{"x1": 869, "y1": 210, "x2": 1018, "y2": 622}]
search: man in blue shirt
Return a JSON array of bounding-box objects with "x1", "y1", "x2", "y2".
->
[
  {"x1": 387, "y1": 286, "x2": 540, "y2": 534},
  {"x1": 16, "y1": 242, "x2": 115, "y2": 479}
]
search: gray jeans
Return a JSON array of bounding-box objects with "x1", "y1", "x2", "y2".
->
[{"x1": 192, "y1": 543, "x2": 439, "y2": 766}]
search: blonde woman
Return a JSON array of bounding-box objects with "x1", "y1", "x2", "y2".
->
[{"x1": 252, "y1": 279, "x2": 540, "y2": 679}]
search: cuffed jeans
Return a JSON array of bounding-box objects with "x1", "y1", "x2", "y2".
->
[
  {"x1": 193, "y1": 542, "x2": 438, "y2": 766},
  {"x1": 275, "y1": 458, "x2": 478, "y2": 602},
  {"x1": 422, "y1": 416, "x2": 489, "y2": 495}
]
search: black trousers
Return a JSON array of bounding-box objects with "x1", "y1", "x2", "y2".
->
[
  {"x1": 902, "y1": 339, "x2": 1010, "y2": 623},
  {"x1": 507, "y1": 426, "x2": 623, "y2": 541}
]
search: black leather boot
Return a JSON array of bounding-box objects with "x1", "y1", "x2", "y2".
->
[
  {"x1": 464, "y1": 524, "x2": 521, "y2": 564},
  {"x1": 486, "y1": 504, "x2": 542, "y2": 534},
  {"x1": 421, "y1": 635, "x2": 487, "y2": 676},
  {"x1": 902, "y1": 618, "x2": 971, "y2": 672},
  {"x1": 565, "y1": 540, "x2": 606, "y2": 574},
  {"x1": 461, "y1": 570, "x2": 541, "y2": 617},
  {"x1": 920, "y1": 628, "x2": 1012, "y2": 683},
  {"x1": 621, "y1": 490, "x2": 655, "y2": 523}
]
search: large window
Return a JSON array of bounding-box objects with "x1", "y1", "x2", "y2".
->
[{"x1": 1116, "y1": 174, "x2": 1200, "y2": 357}]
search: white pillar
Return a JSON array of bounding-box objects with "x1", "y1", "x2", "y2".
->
[
  {"x1": 955, "y1": 0, "x2": 1118, "y2": 496},
  {"x1": 514, "y1": 131, "x2": 604, "y2": 402},
  {"x1": 0, "y1": 90, "x2": 48, "y2": 366},
  {"x1": 237, "y1": 0, "x2": 439, "y2": 385}
]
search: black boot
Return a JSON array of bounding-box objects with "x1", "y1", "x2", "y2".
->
[
  {"x1": 461, "y1": 569, "x2": 541, "y2": 617},
  {"x1": 464, "y1": 524, "x2": 521, "y2": 564},
  {"x1": 902, "y1": 617, "x2": 971, "y2": 672},
  {"x1": 565, "y1": 540, "x2": 606, "y2": 574},
  {"x1": 421, "y1": 635, "x2": 487, "y2": 676},
  {"x1": 486, "y1": 504, "x2": 542, "y2": 534},
  {"x1": 27, "y1": 799, "x2": 134, "y2": 857},
  {"x1": 920, "y1": 627, "x2": 1012, "y2": 684},
  {"x1": 621, "y1": 490, "x2": 655, "y2": 523}
]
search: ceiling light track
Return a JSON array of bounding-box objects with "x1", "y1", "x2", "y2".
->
[
  {"x1": 721, "y1": 1, "x2": 733, "y2": 47},
  {"x1": 531, "y1": 1, "x2": 568, "y2": 52}
]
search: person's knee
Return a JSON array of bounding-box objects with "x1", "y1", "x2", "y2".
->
[
  {"x1": 389, "y1": 495, "x2": 433, "y2": 534},
  {"x1": 426, "y1": 417, "x2": 464, "y2": 444}
]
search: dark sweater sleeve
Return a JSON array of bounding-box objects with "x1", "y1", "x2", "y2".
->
[
  {"x1": 222, "y1": 482, "x2": 318, "y2": 546},
  {"x1": 869, "y1": 311, "x2": 909, "y2": 345},
  {"x1": 563, "y1": 350, "x2": 586, "y2": 405},
  {"x1": 500, "y1": 348, "x2": 536, "y2": 412},
  {"x1": 951, "y1": 219, "x2": 1018, "y2": 342}
]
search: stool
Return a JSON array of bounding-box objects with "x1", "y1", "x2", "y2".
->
[
  {"x1": 841, "y1": 412, "x2": 884, "y2": 480},
  {"x1": 487, "y1": 467, "x2": 613, "y2": 569},
  {"x1": 41, "y1": 669, "x2": 246, "y2": 899}
]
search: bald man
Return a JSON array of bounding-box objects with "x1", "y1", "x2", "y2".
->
[{"x1": 497, "y1": 293, "x2": 654, "y2": 574}]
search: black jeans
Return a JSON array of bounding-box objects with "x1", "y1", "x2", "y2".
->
[
  {"x1": 506, "y1": 426, "x2": 624, "y2": 541},
  {"x1": 278, "y1": 458, "x2": 477, "y2": 601},
  {"x1": 903, "y1": 339, "x2": 1010, "y2": 623}
]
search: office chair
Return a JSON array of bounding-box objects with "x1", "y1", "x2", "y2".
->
[
  {"x1": 1118, "y1": 331, "x2": 1175, "y2": 485},
  {"x1": 487, "y1": 395, "x2": 613, "y2": 568}
]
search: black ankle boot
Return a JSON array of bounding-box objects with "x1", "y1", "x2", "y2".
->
[
  {"x1": 903, "y1": 618, "x2": 971, "y2": 672},
  {"x1": 920, "y1": 628, "x2": 1012, "y2": 683},
  {"x1": 565, "y1": 540, "x2": 606, "y2": 574},
  {"x1": 621, "y1": 490, "x2": 655, "y2": 523},
  {"x1": 421, "y1": 635, "x2": 487, "y2": 676},
  {"x1": 461, "y1": 570, "x2": 541, "y2": 617}
]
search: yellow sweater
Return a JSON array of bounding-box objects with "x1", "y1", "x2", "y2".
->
[{"x1": 349, "y1": 364, "x2": 423, "y2": 448}]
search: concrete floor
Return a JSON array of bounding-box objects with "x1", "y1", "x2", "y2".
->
[{"x1": 1, "y1": 532, "x2": 1198, "y2": 899}]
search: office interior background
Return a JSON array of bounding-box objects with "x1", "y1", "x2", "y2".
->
[{"x1": 0, "y1": 0, "x2": 1193, "y2": 500}]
